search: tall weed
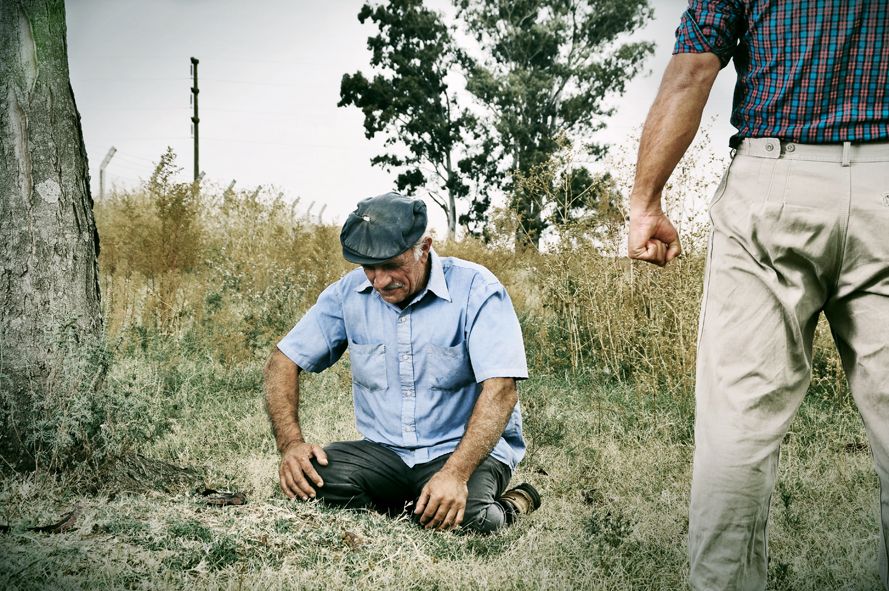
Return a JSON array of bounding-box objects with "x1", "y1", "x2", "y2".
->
[
  {"x1": 96, "y1": 151, "x2": 350, "y2": 362},
  {"x1": 83, "y1": 142, "x2": 850, "y2": 473}
]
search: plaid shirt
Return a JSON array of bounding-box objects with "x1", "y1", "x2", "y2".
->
[{"x1": 674, "y1": 0, "x2": 889, "y2": 144}]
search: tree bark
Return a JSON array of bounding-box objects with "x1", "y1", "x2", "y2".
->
[{"x1": 0, "y1": 0, "x2": 102, "y2": 466}]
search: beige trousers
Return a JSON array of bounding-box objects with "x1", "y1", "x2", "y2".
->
[{"x1": 689, "y1": 138, "x2": 889, "y2": 590}]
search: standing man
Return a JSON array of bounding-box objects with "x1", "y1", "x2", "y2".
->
[
  {"x1": 629, "y1": 1, "x2": 889, "y2": 589},
  {"x1": 265, "y1": 192, "x2": 540, "y2": 533}
]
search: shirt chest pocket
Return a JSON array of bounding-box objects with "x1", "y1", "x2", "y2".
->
[
  {"x1": 349, "y1": 342, "x2": 388, "y2": 392},
  {"x1": 427, "y1": 343, "x2": 476, "y2": 391}
]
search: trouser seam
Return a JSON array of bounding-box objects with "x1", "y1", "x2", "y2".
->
[
  {"x1": 696, "y1": 231, "x2": 716, "y2": 358},
  {"x1": 872, "y1": 444, "x2": 889, "y2": 579},
  {"x1": 697, "y1": 157, "x2": 734, "y2": 357},
  {"x1": 829, "y1": 165, "x2": 854, "y2": 298}
]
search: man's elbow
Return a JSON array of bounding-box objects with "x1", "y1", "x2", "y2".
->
[
  {"x1": 264, "y1": 348, "x2": 299, "y2": 387},
  {"x1": 263, "y1": 348, "x2": 280, "y2": 382},
  {"x1": 663, "y1": 52, "x2": 721, "y2": 92},
  {"x1": 493, "y1": 377, "x2": 519, "y2": 409},
  {"x1": 505, "y1": 387, "x2": 518, "y2": 411}
]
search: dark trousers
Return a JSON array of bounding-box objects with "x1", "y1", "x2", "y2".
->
[{"x1": 310, "y1": 440, "x2": 513, "y2": 533}]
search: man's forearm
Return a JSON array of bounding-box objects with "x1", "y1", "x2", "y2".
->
[
  {"x1": 264, "y1": 348, "x2": 305, "y2": 453},
  {"x1": 442, "y1": 377, "x2": 518, "y2": 482},
  {"x1": 632, "y1": 53, "x2": 721, "y2": 210}
]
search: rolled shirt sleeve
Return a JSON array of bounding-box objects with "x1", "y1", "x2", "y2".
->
[
  {"x1": 674, "y1": 0, "x2": 745, "y2": 68},
  {"x1": 277, "y1": 282, "x2": 348, "y2": 372},
  {"x1": 465, "y1": 278, "x2": 529, "y2": 383}
]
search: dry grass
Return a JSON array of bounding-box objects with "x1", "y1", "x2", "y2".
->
[
  {"x1": 0, "y1": 145, "x2": 882, "y2": 589},
  {"x1": 0, "y1": 370, "x2": 880, "y2": 590}
]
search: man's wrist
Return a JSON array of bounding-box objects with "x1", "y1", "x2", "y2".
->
[
  {"x1": 630, "y1": 198, "x2": 665, "y2": 218},
  {"x1": 630, "y1": 184, "x2": 664, "y2": 211},
  {"x1": 439, "y1": 461, "x2": 471, "y2": 484},
  {"x1": 279, "y1": 438, "x2": 306, "y2": 454}
]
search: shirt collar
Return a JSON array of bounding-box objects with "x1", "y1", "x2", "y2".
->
[
  {"x1": 424, "y1": 249, "x2": 451, "y2": 302},
  {"x1": 355, "y1": 276, "x2": 372, "y2": 293},
  {"x1": 353, "y1": 248, "x2": 451, "y2": 303}
]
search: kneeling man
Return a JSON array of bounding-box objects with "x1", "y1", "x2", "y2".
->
[{"x1": 264, "y1": 192, "x2": 540, "y2": 532}]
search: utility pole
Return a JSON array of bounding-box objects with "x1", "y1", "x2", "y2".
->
[
  {"x1": 98, "y1": 146, "x2": 116, "y2": 199},
  {"x1": 190, "y1": 57, "x2": 200, "y2": 183}
]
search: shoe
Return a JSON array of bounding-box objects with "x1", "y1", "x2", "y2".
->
[{"x1": 498, "y1": 482, "x2": 541, "y2": 523}]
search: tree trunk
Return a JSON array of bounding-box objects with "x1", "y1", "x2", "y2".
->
[
  {"x1": 0, "y1": 0, "x2": 102, "y2": 466},
  {"x1": 512, "y1": 176, "x2": 544, "y2": 252},
  {"x1": 446, "y1": 190, "x2": 456, "y2": 242}
]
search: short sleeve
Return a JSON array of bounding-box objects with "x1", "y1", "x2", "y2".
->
[
  {"x1": 465, "y1": 279, "x2": 528, "y2": 383},
  {"x1": 673, "y1": 0, "x2": 745, "y2": 68},
  {"x1": 277, "y1": 282, "x2": 348, "y2": 373}
]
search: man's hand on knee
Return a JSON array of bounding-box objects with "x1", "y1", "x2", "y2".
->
[
  {"x1": 279, "y1": 441, "x2": 328, "y2": 501},
  {"x1": 414, "y1": 469, "x2": 468, "y2": 531}
]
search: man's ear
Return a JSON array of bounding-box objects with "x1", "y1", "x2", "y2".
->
[{"x1": 422, "y1": 236, "x2": 433, "y2": 253}]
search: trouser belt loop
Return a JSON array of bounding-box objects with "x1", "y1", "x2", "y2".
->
[{"x1": 842, "y1": 141, "x2": 851, "y2": 167}]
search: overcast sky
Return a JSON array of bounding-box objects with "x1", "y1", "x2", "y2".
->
[{"x1": 66, "y1": 0, "x2": 737, "y2": 234}]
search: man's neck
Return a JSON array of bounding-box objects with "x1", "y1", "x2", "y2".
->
[{"x1": 396, "y1": 253, "x2": 432, "y2": 310}]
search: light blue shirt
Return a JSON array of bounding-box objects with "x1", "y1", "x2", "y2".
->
[{"x1": 277, "y1": 250, "x2": 528, "y2": 469}]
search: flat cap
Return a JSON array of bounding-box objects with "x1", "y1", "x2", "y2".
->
[{"x1": 340, "y1": 192, "x2": 427, "y2": 265}]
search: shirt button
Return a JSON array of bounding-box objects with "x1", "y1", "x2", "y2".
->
[
  {"x1": 400, "y1": 354, "x2": 409, "y2": 361},
  {"x1": 765, "y1": 143, "x2": 774, "y2": 152},
  {"x1": 786, "y1": 143, "x2": 795, "y2": 152},
  {"x1": 398, "y1": 317, "x2": 407, "y2": 324},
  {"x1": 403, "y1": 425, "x2": 415, "y2": 432}
]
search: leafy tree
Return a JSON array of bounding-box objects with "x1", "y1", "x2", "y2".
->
[
  {"x1": 457, "y1": 0, "x2": 654, "y2": 248},
  {"x1": 340, "y1": 0, "x2": 487, "y2": 241},
  {"x1": 513, "y1": 138, "x2": 625, "y2": 247}
]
